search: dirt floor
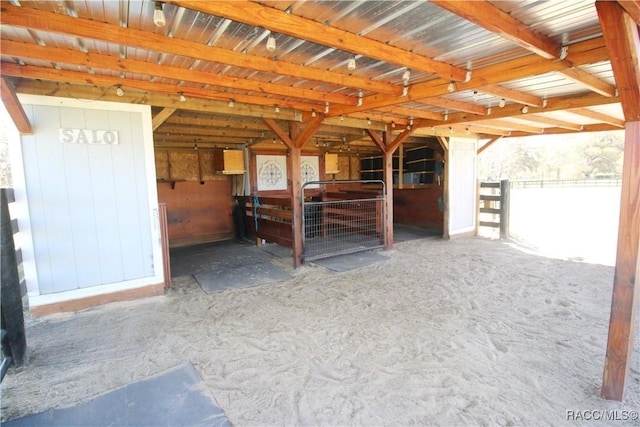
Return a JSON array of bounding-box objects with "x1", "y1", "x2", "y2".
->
[{"x1": 1, "y1": 236, "x2": 639, "y2": 425}]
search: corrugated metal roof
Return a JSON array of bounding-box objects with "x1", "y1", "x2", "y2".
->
[{"x1": 0, "y1": 0, "x2": 631, "y2": 147}]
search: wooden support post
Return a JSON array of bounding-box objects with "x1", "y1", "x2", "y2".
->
[
  {"x1": 601, "y1": 121, "x2": 640, "y2": 400},
  {"x1": 500, "y1": 179, "x2": 510, "y2": 239},
  {"x1": 0, "y1": 188, "x2": 26, "y2": 365},
  {"x1": 289, "y1": 123, "x2": 303, "y2": 268},
  {"x1": 382, "y1": 132, "x2": 394, "y2": 249}
]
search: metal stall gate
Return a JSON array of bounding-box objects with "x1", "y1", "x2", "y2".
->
[{"x1": 301, "y1": 180, "x2": 386, "y2": 262}]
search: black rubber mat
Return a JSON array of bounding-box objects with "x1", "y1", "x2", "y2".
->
[
  {"x1": 171, "y1": 240, "x2": 292, "y2": 294},
  {"x1": 3, "y1": 363, "x2": 231, "y2": 427}
]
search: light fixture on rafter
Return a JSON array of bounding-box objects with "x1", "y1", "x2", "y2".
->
[
  {"x1": 472, "y1": 91, "x2": 479, "y2": 101},
  {"x1": 179, "y1": 92, "x2": 186, "y2": 102},
  {"x1": 311, "y1": 109, "x2": 317, "y2": 118},
  {"x1": 357, "y1": 90, "x2": 363, "y2": 107},
  {"x1": 444, "y1": 110, "x2": 449, "y2": 121},
  {"x1": 266, "y1": 33, "x2": 276, "y2": 52},
  {"x1": 499, "y1": 98, "x2": 506, "y2": 108},
  {"x1": 115, "y1": 84, "x2": 124, "y2": 97},
  {"x1": 325, "y1": 102, "x2": 329, "y2": 114},
  {"x1": 153, "y1": 1, "x2": 166, "y2": 28},
  {"x1": 274, "y1": 105, "x2": 280, "y2": 113},
  {"x1": 542, "y1": 97, "x2": 548, "y2": 108},
  {"x1": 521, "y1": 105, "x2": 529, "y2": 113},
  {"x1": 447, "y1": 81, "x2": 456, "y2": 93},
  {"x1": 347, "y1": 56, "x2": 356, "y2": 71},
  {"x1": 228, "y1": 99, "x2": 235, "y2": 108},
  {"x1": 402, "y1": 69, "x2": 411, "y2": 85}
]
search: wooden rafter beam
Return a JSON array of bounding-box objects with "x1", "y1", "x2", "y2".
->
[
  {"x1": 617, "y1": 0, "x2": 640, "y2": 24},
  {"x1": 419, "y1": 97, "x2": 487, "y2": 115},
  {"x1": 476, "y1": 118, "x2": 544, "y2": 134},
  {"x1": 13, "y1": 78, "x2": 303, "y2": 121},
  {"x1": 164, "y1": 116, "x2": 267, "y2": 130},
  {"x1": 156, "y1": 125, "x2": 263, "y2": 139},
  {"x1": 477, "y1": 136, "x2": 503, "y2": 154},
  {"x1": 373, "y1": 106, "x2": 444, "y2": 122},
  {"x1": 557, "y1": 68, "x2": 617, "y2": 97},
  {"x1": 479, "y1": 84, "x2": 543, "y2": 107},
  {"x1": 387, "y1": 127, "x2": 417, "y2": 154},
  {"x1": 420, "y1": 91, "x2": 619, "y2": 127},
  {"x1": 0, "y1": 76, "x2": 31, "y2": 134},
  {"x1": 152, "y1": 108, "x2": 177, "y2": 131},
  {"x1": 432, "y1": 124, "x2": 509, "y2": 137},
  {"x1": 516, "y1": 114, "x2": 584, "y2": 131},
  {"x1": 294, "y1": 115, "x2": 325, "y2": 149},
  {"x1": 596, "y1": 0, "x2": 640, "y2": 120},
  {"x1": 430, "y1": 0, "x2": 562, "y2": 59},
  {"x1": 0, "y1": 3, "x2": 400, "y2": 96},
  {"x1": 262, "y1": 118, "x2": 293, "y2": 149},
  {"x1": 329, "y1": 37, "x2": 609, "y2": 117},
  {"x1": 172, "y1": 0, "x2": 467, "y2": 82},
  {"x1": 0, "y1": 40, "x2": 356, "y2": 107},
  {"x1": 0, "y1": 63, "x2": 318, "y2": 113},
  {"x1": 568, "y1": 108, "x2": 625, "y2": 128},
  {"x1": 365, "y1": 129, "x2": 386, "y2": 153}
]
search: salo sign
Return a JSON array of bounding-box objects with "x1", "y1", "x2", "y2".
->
[{"x1": 59, "y1": 128, "x2": 119, "y2": 145}]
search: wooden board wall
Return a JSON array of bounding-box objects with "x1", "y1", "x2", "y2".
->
[
  {"x1": 157, "y1": 179, "x2": 233, "y2": 247},
  {"x1": 394, "y1": 185, "x2": 444, "y2": 231}
]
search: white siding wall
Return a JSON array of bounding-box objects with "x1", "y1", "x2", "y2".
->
[
  {"x1": 13, "y1": 95, "x2": 162, "y2": 301},
  {"x1": 447, "y1": 138, "x2": 478, "y2": 236}
]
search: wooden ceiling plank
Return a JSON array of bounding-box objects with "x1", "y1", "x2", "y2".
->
[
  {"x1": 557, "y1": 68, "x2": 617, "y2": 97},
  {"x1": 430, "y1": 0, "x2": 562, "y2": 59},
  {"x1": 0, "y1": 63, "x2": 316, "y2": 113},
  {"x1": 617, "y1": 0, "x2": 640, "y2": 24},
  {"x1": 171, "y1": 0, "x2": 467, "y2": 81},
  {"x1": 156, "y1": 125, "x2": 263, "y2": 139},
  {"x1": 568, "y1": 108, "x2": 625, "y2": 128},
  {"x1": 0, "y1": 4, "x2": 400, "y2": 96},
  {"x1": 0, "y1": 76, "x2": 32, "y2": 135},
  {"x1": 165, "y1": 116, "x2": 267, "y2": 130},
  {"x1": 329, "y1": 37, "x2": 609, "y2": 117},
  {"x1": 479, "y1": 84, "x2": 543, "y2": 107},
  {"x1": 432, "y1": 124, "x2": 510, "y2": 137},
  {"x1": 375, "y1": 106, "x2": 444, "y2": 121},
  {"x1": 596, "y1": 0, "x2": 640, "y2": 121},
  {"x1": 152, "y1": 108, "x2": 177, "y2": 131},
  {"x1": 515, "y1": 114, "x2": 584, "y2": 131}
]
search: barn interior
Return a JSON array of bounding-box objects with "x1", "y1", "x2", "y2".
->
[{"x1": 1, "y1": 0, "x2": 638, "y2": 401}]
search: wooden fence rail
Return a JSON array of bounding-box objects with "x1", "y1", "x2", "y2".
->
[{"x1": 478, "y1": 180, "x2": 510, "y2": 239}]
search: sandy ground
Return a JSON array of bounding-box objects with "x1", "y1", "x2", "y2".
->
[{"x1": 1, "y1": 236, "x2": 639, "y2": 426}]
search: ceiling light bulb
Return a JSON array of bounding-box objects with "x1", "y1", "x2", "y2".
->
[
  {"x1": 487, "y1": 107, "x2": 492, "y2": 115},
  {"x1": 444, "y1": 113, "x2": 449, "y2": 121},
  {"x1": 402, "y1": 69, "x2": 411, "y2": 84},
  {"x1": 179, "y1": 92, "x2": 186, "y2": 102},
  {"x1": 311, "y1": 109, "x2": 317, "y2": 117},
  {"x1": 325, "y1": 102, "x2": 329, "y2": 114},
  {"x1": 275, "y1": 105, "x2": 280, "y2": 113},
  {"x1": 448, "y1": 81, "x2": 455, "y2": 93},
  {"x1": 521, "y1": 105, "x2": 529, "y2": 113},
  {"x1": 347, "y1": 56, "x2": 356, "y2": 71},
  {"x1": 499, "y1": 98, "x2": 506, "y2": 108},
  {"x1": 472, "y1": 91, "x2": 479, "y2": 101},
  {"x1": 266, "y1": 34, "x2": 276, "y2": 52},
  {"x1": 273, "y1": 138, "x2": 276, "y2": 144},
  {"x1": 115, "y1": 84, "x2": 124, "y2": 97},
  {"x1": 153, "y1": 2, "x2": 166, "y2": 28},
  {"x1": 367, "y1": 118, "x2": 371, "y2": 125},
  {"x1": 228, "y1": 99, "x2": 235, "y2": 108},
  {"x1": 391, "y1": 121, "x2": 396, "y2": 128}
]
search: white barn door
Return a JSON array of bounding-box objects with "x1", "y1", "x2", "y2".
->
[{"x1": 445, "y1": 138, "x2": 478, "y2": 238}]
